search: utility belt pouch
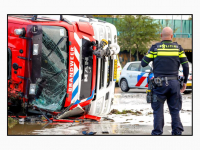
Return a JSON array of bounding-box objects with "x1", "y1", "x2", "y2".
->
[
  {"x1": 146, "y1": 95, "x2": 152, "y2": 103},
  {"x1": 154, "y1": 77, "x2": 162, "y2": 87},
  {"x1": 146, "y1": 79, "x2": 154, "y2": 103},
  {"x1": 146, "y1": 70, "x2": 154, "y2": 103}
]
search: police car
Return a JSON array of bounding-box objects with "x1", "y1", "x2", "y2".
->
[
  {"x1": 119, "y1": 61, "x2": 192, "y2": 94},
  {"x1": 179, "y1": 62, "x2": 192, "y2": 94}
]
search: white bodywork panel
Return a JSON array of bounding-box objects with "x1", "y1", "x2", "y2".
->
[
  {"x1": 88, "y1": 56, "x2": 116, "y2": 116},
  {"x1": 88, "y1": 22, "x2": 119, "y2": 116},
  {"x1": 62, "y1": 15, "x2": 120, "y2": 116}
]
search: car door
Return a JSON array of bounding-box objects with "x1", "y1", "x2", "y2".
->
[
  {"x1": 126, "y1": 63, "x2": 141, "y2": 87},
  {"x1": 138, "y1": 64, "x2": 152, "y2": 88}
]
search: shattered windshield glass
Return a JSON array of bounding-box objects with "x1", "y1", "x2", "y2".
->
[{"x1": 32, "y1": 26, "x2": 68, "y2": 111}]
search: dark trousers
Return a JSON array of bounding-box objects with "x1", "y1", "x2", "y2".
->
[{"x1": 151, "y1": 80, "x2": 184, "y2": 135}]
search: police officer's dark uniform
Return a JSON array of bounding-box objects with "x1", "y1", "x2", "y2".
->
[{"x1": 141, "y1": 40, "x2": 189, "y2": 135}]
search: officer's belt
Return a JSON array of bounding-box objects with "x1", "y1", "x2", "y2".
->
[{"x1": 154, "y1": 76, "x2": 178, "y2": 81}]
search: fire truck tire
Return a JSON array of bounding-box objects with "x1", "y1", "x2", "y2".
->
[{"x1": 120, "y1": 79, "x2": 129, "y2": 92}]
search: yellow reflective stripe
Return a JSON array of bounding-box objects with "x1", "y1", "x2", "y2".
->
[
  {"x1": 181, "y1": 61, "x2": 188, "y2": 64},
  {"x1": 157, "y1": 49, "x2": 179, "y2": 51},
  {"x1": 179, "y1": 53, "x2": 187, "y2": 58},
  {"x1": 157, "y1": 51, "x2": 179, "y2": 56},
  {"x1": 179, "y1": 51, "x2": 184, "y2": 55},
  {"x1": 146, "y1": 53, "x2": 154, "y2": 58},
  {"x1": 150, "y1": 51, "x2": 157, "y2": 54},
  {"x1": 142, "y1": 58, "x2": 148, "y2": 64}
]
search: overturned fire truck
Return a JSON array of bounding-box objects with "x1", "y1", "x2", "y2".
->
[{"x1": 8, "y1": 15, "x2": 120, "y2": 121}]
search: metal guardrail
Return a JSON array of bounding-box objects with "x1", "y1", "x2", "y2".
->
[
  {"x1": 117, "y1": 32, "x2": 192, "y2": 38},
  {"x1": 96, "y1": 17, "x2": 192, "y2": 38},
  {"x1": 173, "y1": 33, "x2": 192, "y2": 38}
]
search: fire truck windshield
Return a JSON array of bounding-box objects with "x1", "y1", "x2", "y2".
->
[{"x1": 32, "y1": 26, "x2": 68, "y2": 111}]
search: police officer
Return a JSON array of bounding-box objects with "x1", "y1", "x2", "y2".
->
[{"x1": 141, "y1": 27, "x2": 189, "y2": 135}]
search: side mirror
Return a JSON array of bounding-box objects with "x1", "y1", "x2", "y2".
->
[
  {"x1": 145, "y1": 69, "x2": 150, "y2": 73},
  {"x1": 119, "y1": 57, "x2": 123, "y2": 63}
]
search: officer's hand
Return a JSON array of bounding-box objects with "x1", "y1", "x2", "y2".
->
[{"x1": 180, "y1": 83, "x2": 187, "y2": 93}]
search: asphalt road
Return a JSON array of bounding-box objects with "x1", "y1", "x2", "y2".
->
[{"x1": 115, "y1": 87, "x2": 147, "y2": 94}]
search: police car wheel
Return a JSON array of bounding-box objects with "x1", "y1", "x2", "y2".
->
[{"x1": 120, "y1": 79, "x2": 129, "y2": 92}]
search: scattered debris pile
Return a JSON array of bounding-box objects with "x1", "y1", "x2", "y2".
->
[
  {"x1": 146, "y1": 111, "x2": 153, "y2": 115},
  {"x1": 109, "y1": 109, "x2": 142, "y2": 115},
  {"x1": 8, "y1": 117, "x2": 18, "y2": 129}
]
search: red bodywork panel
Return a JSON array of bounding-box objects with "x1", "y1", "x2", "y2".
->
[
  {"x1": 8, "y1": 22, "x2": 28, "y2": 102},
  {"x1": 76, "y1": 22, "x2": 94, "y2": 36},
  {"x1": 66, "y1": 23, "x2": 96, "y2": 109},
  {"x1": 8, "y1": 16, "x2": 96, "y2": 115}
]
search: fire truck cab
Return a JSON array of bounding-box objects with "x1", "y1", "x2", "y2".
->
[
  {"x1": 87, "y1": 20, "x2": 119, "y2": 116},
  {"x1": 8, "y1": 15, "x2": 120, "y2": 119}
]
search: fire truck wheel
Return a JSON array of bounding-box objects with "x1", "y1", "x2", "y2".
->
[{"x1": 120, "y1": 79, "x2": 129, "y2": 92}]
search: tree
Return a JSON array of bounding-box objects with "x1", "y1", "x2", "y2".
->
[{"x1": 115, "y1": 15, "x2": 161, "y2": 61}]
